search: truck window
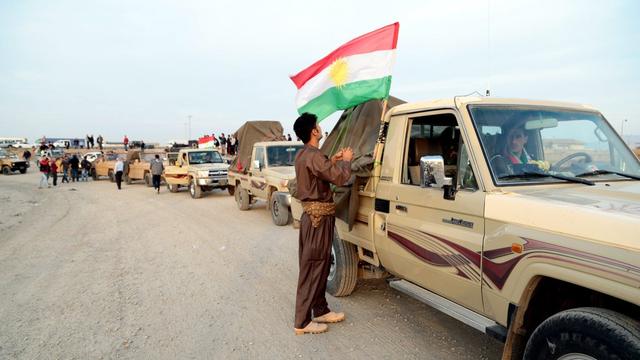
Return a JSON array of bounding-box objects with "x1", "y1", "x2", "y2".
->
[
  {"x1": 402, "y1": 113, "x2": 461, "y2": 186},
  {"x1": 254, "y1": 147, "x2": 266, "y2": 169},
  {"x1": 267, "y1": 145, "x2": 303, "y2": 167}
]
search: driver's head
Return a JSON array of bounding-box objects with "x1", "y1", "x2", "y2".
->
[{"x1": 507, "y1": 126, "x2": 528, "y2": 154}]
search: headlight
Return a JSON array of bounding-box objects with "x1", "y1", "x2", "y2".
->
[
  {"x1": 280, "y1": 179, "x2": 289, "y2": 187},
  {"x1": 198, "y1": 170, "x2": 209, "y2": 177}
]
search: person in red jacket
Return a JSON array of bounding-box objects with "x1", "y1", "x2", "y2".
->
[
  {"x1": 123, "y1": 135, "x2": 129, "y2": 151},
  {"x1": 50, "y1": 158, "x2": 59, "y2": 186},
  {"x1": 38, "y1": 157, "x2": 51, "y2": 188}
]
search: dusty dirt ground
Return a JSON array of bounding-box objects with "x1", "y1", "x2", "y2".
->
[{"x1": 0, "y1": 171, "x2": 503, "y2": 359}]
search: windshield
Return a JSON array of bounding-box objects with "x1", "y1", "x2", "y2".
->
[
  {"x1": 469, "y1": 105, "x2": 640, "y2": 185},
  {"x1": 188, "y1": 151, "x2": 222, "y2": 164},
  {"x1": 266, "y1": 145, "x2": 303, "y2": 167},
  {"x1": 103, "y1": 154, "x2": 119, "y2": 161}
]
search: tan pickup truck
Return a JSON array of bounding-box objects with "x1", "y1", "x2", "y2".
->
[
  {"x1": 125, "y1": 151, "x2": 166, "y2": 186},
  {"x1": 0, "y1": 148, "x2": 28, "y2": 175},
  {"x1": 163, "y1": 148, "x2": 229, "y2": 198},
  {"x1": 228, "y1": 141, "x2": 303, "y2": 225},
  {"x1": 324, "y1": 97, "x2": 640, "y2": 359},
  {"x1": 91, "y1": 152, "x2": 120, "y2": 181}
]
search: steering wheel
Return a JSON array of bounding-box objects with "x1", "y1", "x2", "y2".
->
[{"x1": 551, "y1": 152, "x2": 593, "y2": 172}]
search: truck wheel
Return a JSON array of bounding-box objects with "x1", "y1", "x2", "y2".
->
[
  {"x1": 523, "y1": 307, "x2": 640, "y2": 360},
  {"x1": 327, "y1": 229, "x2": 359, "y2": 297},
  {"x1": 108, "y1": 170, "x2": 114, "y2": 182},
  {"x1": 2, "y1": 166, "x2": 9, "y2": 175},
  {"x1": 270, "y1": 192, "x2": 291, "y2": 226},
  {"x1": 91, "y1": 169, "x2": 97, "y2": 180},
  {"x1": 167, "y1": 183, "x2": 178, "y2": 193},
  {"x1": 144, "y1": 173, "x2": 152, "y2": 187},
  {"x1": 19, "y1": 168, "x2": 27, "y2": 174},
  {"x1": 189, "y1": 179, "x2": 202, "y2": 199},
  {"x1": 227, "y1": 185, "x2": 235, "y2": 196},
  {"x1": 235, "y1": 186, "x2": 250, "y2": 210},
  {"x1": 125, "y1": 174, "x2": 132, "y2": 184}
]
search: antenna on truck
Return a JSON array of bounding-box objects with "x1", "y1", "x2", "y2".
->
[{"x1": 486, "y1": 0, "x2": 492, "y2": 97}]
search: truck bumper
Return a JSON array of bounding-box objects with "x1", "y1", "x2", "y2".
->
[
  {"x1": 198, "y1": 178, "x2": 228, "y2": 187},
  {"x1": 273, "y1": 191, "x2": 291, "y2": 207}
]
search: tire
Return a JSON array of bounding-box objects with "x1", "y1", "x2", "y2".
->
[
  {"x1": 523, "y1": 307, "x2": 640, "y2": 360},
  {"x1": 326, "y1": 230, "x2": 359, "y2": 297},
  {"x1": 19, "y1": 168, "x2": 27, "y2": 174},
  {"x1": 91, "y1": 169, "x2": 97, "y2": 180},
  {"x1": 270, "y1": 192, "x2": 291, "y2": 226},
  {"x1": 2, "y1": 166, "x2": 9, "y2": 175},
  {"x1": 189, "y1": 178, "x2": 202, "y2": 199},
  {"x1": 167, "y1": 183, "x2": 178, "y2": 193},
  {"x1": 227, "y1": 185, "x2": 235, "y2": 196},
  {"x1": 144, "y1": 173, "x2": 152, "y2": 187},
  {"x1": 108, "y1": 170, "x2": 114, "y2": 182},
  {"x1": 235, "y1": 185, "x2": 250, "y2": 210},
  {"x1": 125, "y1": 174, "x2": 132, "y2": 185}
]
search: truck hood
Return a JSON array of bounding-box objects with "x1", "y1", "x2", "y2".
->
[
  {"x1": 485, "y1": 181, "x2": 640, "y2": 251},
  {"x1": 266, "y1": 166, "x2": 296, "y2": 179},
  {"x1": 191, "y1": 163, "x2": 229, "y2": 170}
]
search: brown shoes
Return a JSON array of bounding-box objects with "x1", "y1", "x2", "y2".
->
[
  {"x1": 313, "y1": 311, "x2": 345, "y2": 323},
  {"x1": 294, "y1": 321, "x2": 328, "y2": 335}
]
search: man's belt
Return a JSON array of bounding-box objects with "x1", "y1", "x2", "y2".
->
[{"x1": 302, "y1": 201, "x2": 336, "y2": 228}]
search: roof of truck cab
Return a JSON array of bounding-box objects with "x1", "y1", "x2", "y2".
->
[
  {"x1": 388, "y1": 96, "x2": 598, "y2": 116},
  {"x1": 254, "y1": 141, "x2": 303, "y2": 147},
  {"x1": 178, "y1": 148, "x2": 221, "y2": 153}
]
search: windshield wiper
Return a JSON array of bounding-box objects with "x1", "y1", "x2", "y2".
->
[
  {"x1": 499, "y1": 171, "x2": 595, "y2": 186},
  {"x1": 576, "y1": 170, "x2": 640, "y2": 181}
]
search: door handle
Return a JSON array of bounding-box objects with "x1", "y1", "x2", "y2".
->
[{"x1": 395, "y1": 205, "x2": 408, "y2": 212}]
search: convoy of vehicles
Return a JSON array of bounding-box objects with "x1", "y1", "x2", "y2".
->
[
  {"x1": 0, "y1": 148, "x2": 28, "y2": 175},
  {"x1": 163, "y1": 148, "x2": 229, "y2": 198},
  {"x1": 228, "y1": 141, "x2": 303, "y2": 225},
  {"x1": 316, "y1": 97, "x2": 640, "y2": 360}
]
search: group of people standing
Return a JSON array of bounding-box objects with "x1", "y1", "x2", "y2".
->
[
  {"x1": 84, "y1": 134, "x2": 104, "y2": 150},
  {"x1": 37, "y1": 154, "x2": 92, "y2": 188},
  {"x1": 209, "y1": 133, "x2": 237, "y2": 156}
]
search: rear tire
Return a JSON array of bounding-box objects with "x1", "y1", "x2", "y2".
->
[
  {"x1": 91, "y1": 169, "x2": 97, "y2": 180},
  {"x1": 270, "y1": 192, "x2": 291, "y2": 226},
  {"x1": 108, "y1": 170, "x2": 114, "y2": 182},
  {"x1": 19, "y1": 168, "x2": 27, "y2": 174},
  {"x1": 144, "y1": 173, "x2": 152, "y2": 187},
  {"x1": 125, "y1": 174, "x2": 132, "y2": 184},
  {"x1": 167, "y1": 183, "x2": 178, "y2": 193},
  {"x1": 326, "y1": 229, "x2": 359, "y2": 297},
  {"x1": 227, "y1": 185, "x2": 235, "y2": 196},
  {"x1": 235, "y1": 185, "x2": 250, "y2": 210},
  {"x1": 523, "y1": 307, "x2": 640, "y2": 360},
  {"x1": 2, "y1": 166, "x2": 9, "y2": 175},
  {"x1": 189, "y1": 179, "x2": 202, "y2": 199}
]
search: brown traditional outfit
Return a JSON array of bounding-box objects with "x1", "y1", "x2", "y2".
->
[{"x1": 294, "y1": 145, "x2": 351, "y2": 329}]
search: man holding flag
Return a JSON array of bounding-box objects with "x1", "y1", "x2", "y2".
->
[{"x1": 290, "y1": 22, "x2": 399, "y2": 335}]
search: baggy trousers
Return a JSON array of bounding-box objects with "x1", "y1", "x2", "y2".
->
[
  {"x1": 152, "y1": 174, "x2": 161, "y2": 190},
  {"x1": 294, "y1": 213, "x2": 334, "y2": 329},
  {"x1": 115, "y1": 171, "x2": 123, "y2": 189}
]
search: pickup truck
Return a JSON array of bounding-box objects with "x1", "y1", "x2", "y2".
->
[
  {"x1": 125, "y1": 151, "x2": 167, "y2": 186},
  {"x1": 163, "y1": 148, "x2": 229, "y2": 198},
  {"x1": 327, "y1": 97, "x2": 640, "y2": 359},
  {"x1": 0, "y1": 149, "x2": 28, "y2": 175},
  {"x1": 91, "y1": 152, "x2": 120, "y2": 181},
  {"x1": 228, "y1": 141, "x2": 303, "y2": 225}
]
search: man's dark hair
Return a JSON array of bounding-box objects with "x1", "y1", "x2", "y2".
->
[
  {"x1": 293, "y1": 113, "x2": 317, "y2": 144},
  {"x1": 155, "y1": 154, "x2": 160, "y2": 159}
]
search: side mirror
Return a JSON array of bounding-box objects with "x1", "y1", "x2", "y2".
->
[
  {"x1": 420, "y1": 155, "x2": 452, "y2": 189},
  {"x1": 253, "y1": 160, "x2": 261, "y2": 170}
]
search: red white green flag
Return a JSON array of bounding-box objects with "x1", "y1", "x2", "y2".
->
[{"x1": 290, "y1": 22, "x2": 399, "y2": 121}]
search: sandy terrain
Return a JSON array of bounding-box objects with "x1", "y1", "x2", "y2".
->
[{"x1": 0, "y1": 171, "x2": 502, "y2": 359}]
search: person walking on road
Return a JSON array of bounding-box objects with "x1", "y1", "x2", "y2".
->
[
  {"x1": 219, "y1": 133, "x2": 226, "y2": 155},
  {"x1": 80, "y1": 156, "x2": 91, "y2": 181},
  {"x1": 69, "y1": 155, "x2": 80, "y2": 182},
  {"x1": 50, "y1": 158, "x2": 58, "y2": 186},
  {"x1": 150, "y1": 154, "x2": 164, "y2": 194},
  {"x1": 114, "y1": 157, "x2": 125, "y2": 190},
  {"x1": 97, "y1": 135, "x2": 103, "y2": 150},
  {"x1": 292, "y1": 113, "x2": 353, "y2": 335},
  {"x1": 61, "y1": 155, "x2": 70, "y2": 183},
  {"x1": 123, "y1": 135, "x2": 129, "y2": 151},
  {"x1": 38, "y1": 156, "x2": 51, "y2": 188}
]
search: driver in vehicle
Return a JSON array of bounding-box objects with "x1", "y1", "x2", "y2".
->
[{"x1": 504, "y1": 126, "x2": 531, "y2": 165}]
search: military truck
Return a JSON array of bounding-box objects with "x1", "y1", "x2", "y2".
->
[
  {"x1": 318, "y1": 97, "x2": 640, "y2": 359},
  {"x1": 227, "y1": 121, "x2": 303, "y2": 225},
  {"x1": 91, "y1": 152, "x2": 120, "y2": 181},
  {"x1": 0, "y1": 148, "x2": 28, "y2": 175},
  {"x1": 125, "y1": 151, "x2": 167, "y2": 186},
  {"x1": 163, "y1": 148, "x2": 229, "y2": 198}
]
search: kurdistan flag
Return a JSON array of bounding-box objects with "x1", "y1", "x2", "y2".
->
[{"x1": 290, "y1": 22, "x2": 399, "y2": 121}]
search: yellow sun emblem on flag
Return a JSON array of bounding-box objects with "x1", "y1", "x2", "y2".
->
[{"x1": 328, "y1": 58, "x2": 349, "y2": 87}]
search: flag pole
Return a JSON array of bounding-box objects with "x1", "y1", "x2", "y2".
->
[{"x1": 371, "y1": 98, "x2": 389, "y2": 190}]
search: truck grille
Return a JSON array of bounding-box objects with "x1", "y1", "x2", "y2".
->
[{"x1": 209, "y1": 170, "x2": 227, "y2": 177}]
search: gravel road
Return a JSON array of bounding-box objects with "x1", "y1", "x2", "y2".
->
[{"x1": 0, "y1": 171, "x2": 502, "y2": 359}]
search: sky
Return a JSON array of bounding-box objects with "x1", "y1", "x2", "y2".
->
[{"x1": 1, "y1": 0, "x2": 639, "y2": 145}]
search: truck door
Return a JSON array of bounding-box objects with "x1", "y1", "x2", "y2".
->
[
  {"x1": 249, "y1": 146, "x2": 267, "y2": 198},
  {"x1": 376, "y1": 110, "x2": 485, "y2": 313}
]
